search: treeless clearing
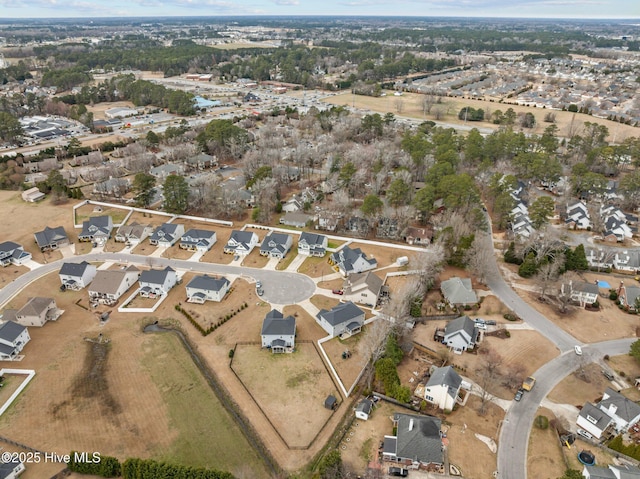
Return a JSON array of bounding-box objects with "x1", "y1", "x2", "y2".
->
[
  {"x1": 86, "y1": 101, "x2": 137, "y2": 121},
  {"x1": 527, "y1": 408, "x2": 565, "y2": 479},
  {"x1": 231, "y1": 343, "x2": 336, "y2": 448},
  {"x1": 200, "y1": 227, "x2": 235, "y2": 265},
  {"x1": 74, "y1": 203, "x2": 129, "y2": 225},
  {"x1": 317, "y1": 278, "x2": 345, "y2": 291},
  {"x1": 607, "y1": 354, "x2": 640, "y2": 381},
  {"x1": 348, "y1": 242, "x2": 412, "y2": 269},
  {"x1": 322, "y1": 330, "x2": 366, "y2": 391},
  {"x1": 241, "y1": 249, "x2": 270, "y2": 268},
  {"x1": 282, "y1": 304, "x2": 330, "y2": 341},
  {"x1": 564, "y1": 437, "x2": 617, "y2": 471},
  {"x1": 548, "y1": 362, "x2": 612, "y2": 406},
  {"x1": 310, "y1": 294, "x2": 341, "y2": 312},
  {"x1": 298, "y1": 255, "x2": 334, "y2": 279},
  {"x1": 324, "y1": 91, "x2": 639, "y2": 142}
]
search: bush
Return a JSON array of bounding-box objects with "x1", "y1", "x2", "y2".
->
[
  {"x1": 68, "y1": 452, "x2": 121, "y2": 477},
  {"x1": 534, "y1": 415, "x2": 549, "y2": 430},
  {"x1": 504, "y1": 313, "x2": 519, "y2": 321},
  {"x1": 609, "y1": 290, "x2": 619, "y2": 301},
  {"x1": 228, "y1": 349, "x2": 234, "y2": 358},
  {"x1": 505, "y1": 330, "x2": 511, "y2": 338}
]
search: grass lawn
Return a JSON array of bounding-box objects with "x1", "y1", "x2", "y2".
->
[
  {"x1": 142, "y1": 333, "x2": 269, "y2": 476},
  {"x1": 75, "y1": 204, "x2": 129, "y2": 225},
  {"x1": 298, "y1": 256, "x2": 334, "y2": 279},
  {"x1": 310, "y1": 295, "x2": 341, "y2": 312},
  {"x1": 276, "y1": 252, "x2": 298, "y2": 271}
]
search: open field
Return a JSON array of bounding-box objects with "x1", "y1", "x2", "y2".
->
[
  {"x1": 324, "y1": 90, "x2": 640, "y2": 142},
  {"x1": 0, "y1": 270, "x2": 269, "y2": 478},
  {"x1": 231, "y1": 343, "x2": 336, "y2": 448},
  {"x1": 527, "y1": 408, "x2": 565, "y2": 479},
  {"x1": 86, "y1": 101, "x2": 137, "y2": 121},
  {"x1": 74, "y1": 203, "x2": 129, "y2": 226}
]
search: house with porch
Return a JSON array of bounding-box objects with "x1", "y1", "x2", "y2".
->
[
  {"x1": 224, "y1": 230, "x2": 258, "y2": 255},
  {"x1": 149, "y1": 223, "x2": 185, "y2": 248},
  {"x1": 180, "y1": 229, "x2": 217, "y2": 252},
  {"x1": 259, "y1": 232, "x2": 293, "y2": 259},
  {"x1": 0, "y1": 242, "x2": 31, "y2": 267},
  {"x1": 315, "y1": 301, "x2": 365, "y2": 339},
  {"x1": 298, "y1": 232, "x2": 327, "y2": 257},
  {"x1": 261, "y1": 309, "x2": 296, "y2": 353},
  {"x1": 59, "y1": 261, "x2": 97, "y2": 290},
  {"x1": 78, "y1": 216, "x2": 113, "y2": 244},
  {"x1": 382, "y1": 413, "x2": 443, "y2": 470},
  {"x1": 0, "y1": 321, "x2": 30, "y2": 361},
  {"x1": 440, "y1": 277, "x2": 477, "y2": 307},
  {"x1": 562, "y1": 280, "x2": 599, "y2": 307},
  {"x1": 185, "y1": 275, "x2": 230, "y2": 303},
  {"x1": 420, "y1": 366, "x2": 463, "y2": 411},
  {"x1": 330, "y1": 246, "x2": 377, "y2": 276},
  {"x1": 443, "y1": 315, "x2": 479, "y2": 353},
  {"x1": 115, "y1": 223, "x2": 153, "y2": 246},
  {"x1": 138, "y1": 267, "x2": 177, "y2": 298},
  {"x1": 88, "y1": 266, "x2": 140, "y2": 304},
  {"x1": 34, "y1": 226, "x2": 69, "y2": 252},
  {"x1": 565, "y1": 201, "x2": 591, "y2": 230}
]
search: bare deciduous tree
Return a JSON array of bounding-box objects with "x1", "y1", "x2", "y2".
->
[
  {"x1": 476, "y1": 348, "x2": 503, "y2": 415},
  {"x1": 556, "y1": 271, "x2": 578, "y2": 314},
  {"x1": 413, "y1": 244, "x2": 445, "y2": 292},
  {"x1": 358, "y1": 318, "x2": 394, "y2": 389},
  {"x1": 533, "y1": 257, "x2": 564, "y2": 300},
  {"x1": 463, "y1": 233, "x2": 494, "y2": 285}
]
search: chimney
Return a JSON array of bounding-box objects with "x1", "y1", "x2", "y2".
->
[{"x1": 409, "y1": 419, "x2": 414, "y2": 431}]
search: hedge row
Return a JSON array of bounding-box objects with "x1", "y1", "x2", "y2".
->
[
  {"x1": 121, "y1": 458, "x2": 235, "y2": 479},
  {"x1": 175, "y1": 303, "x2": 248, "y2": 336},
  {"x1": 67, "y1": 452, "x2": 121, "y2": 477}
]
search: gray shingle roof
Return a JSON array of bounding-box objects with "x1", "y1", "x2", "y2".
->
[
  {"x1": 186, "y1": 274, "x2": 229, "y2": 292},
  {"x1": 0, "y1": 320, "x2": 27, "y2": 343},
  {"x1": 260, "y1": 232, "x2": 292, "y2": 255},
  {"x1": 182, "y1": 228, "x2": 215, "y2": 241},
  {"x1": 18, "y1": 297, "x2": 53, "y2": 317},
  {"x1": 261, "y1": 309, "x2": 296, "y2": 336},
  {"x1": 150, "y1": 223, "x2": 181, "y2": 242},
  {"x1": 356, "y1": 399, "x2": 373, "y2": 415},
  {"x1": 140, "y1": 266, "x2": 175, "y2": 286},
  {"x1": 610, "y1": 465, "x2": 640, "y2": 479},
  {"x1": 0, "y1": 241, "x2": 21, "y2": 255},
  {"x1": 425, "y1": 366, "x2": 462, "y2": 398},
  {"x1": 34, "y1": 226, "x2": 67, "y2": 248},
  {"x1": 0, "y1": 461, "x2": 22, "y2": 479},
  {"x1": 583, "y1": 466, "x2": 616, "y2": 479},
  {"x1": 394, "y1": 413, "x2": 443, "y2": 465},
  {"x1": 59, "y1": 261, "x2": 91, "y2": 277},
  {"x1": 579, "y1": 402, "x2": 613, "y2": 431},
  {"x1": 599, "y1": 388, "x2": 640, "y2": 423},
  {"x1": 316, "y1": 301, "x2": 364, "y2": 327},
  {"x1": 441, "y1": 277, "x2": 477, "y2": 304},
  {"x1": 330, "y1": 246, "x2": 377, "y2": 274},
  {"x1": 574, "y1": 281, "x2": 600, "y2": 295},
  {"x1": 299, "y1": 232, "x2": 326, "y2": 247},
  {"x1": 444, "y1": 315, "x2": 476, "y2": 340}
]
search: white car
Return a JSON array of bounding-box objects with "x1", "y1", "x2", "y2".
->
[{"x1": 575, "y1": 345, "x2": 583, "y2": 356}]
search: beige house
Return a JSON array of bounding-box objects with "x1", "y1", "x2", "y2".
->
[
  {"x1": 3, "y1": 297, "x2": 63, "y2": 327},
  {"x1": 21, "y1": 187, "x2": 45, "y2": 202}
]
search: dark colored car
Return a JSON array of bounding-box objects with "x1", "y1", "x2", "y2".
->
[
  {"x1": 515, "y1": 389, "x2": 524, "y2": 402},
  {"x1": 388, "y1": 468, "x2": 408, "y2": 477}
]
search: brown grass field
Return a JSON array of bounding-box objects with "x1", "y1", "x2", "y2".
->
[{"x1": 324, "y1": 90, "x2": 640, "y2": 142}]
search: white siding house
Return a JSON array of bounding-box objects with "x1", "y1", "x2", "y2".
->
[
  {"x1": 185, "y1": 275, "x2": 230, "y2": 303},
  {"x1": 59, "y1": 261, "x2": 97, "y2": 290}
]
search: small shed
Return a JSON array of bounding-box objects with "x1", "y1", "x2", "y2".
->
[
  {"x1": 355, "y1": 399, "x2": 373, "y2": 420},
  {"x1": 324, "y1": 394, "x2": 338, "y2": 410}
]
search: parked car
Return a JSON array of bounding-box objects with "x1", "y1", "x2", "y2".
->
[
  {"x1": 575, "y1": 345, "x2": 583, "y2": 356},
  {"x1": 602, "y1": 369, "x2": 614, "y2": 381},
  {"x1": 388, "y1": 467, "x2": 408, "y2": 477},
  {"x1": 256, "y1": 281, "x2": 262, "y2": 289},
  {"x1": 475, "y1": 322, "x2": 487, "y2": 330},
  {"x1": 515, "y1": 388, "x2": 524, "y2": 401},
  {"x1": 332, "y1": 289, "x2": 344, "y2": 295},
  {"x1": 257, "y1": 288, "x2": 264, "y2": 297},
  {"x1": 485, "y1": 320, "x2": 497, "y2": 326}
]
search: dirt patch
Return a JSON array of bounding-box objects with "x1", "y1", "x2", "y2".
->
[{"x1": 527, "y1": 408, "x2": 566, "y2": 479}]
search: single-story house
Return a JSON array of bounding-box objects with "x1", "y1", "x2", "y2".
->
[
  {"x1": 443, "y1": 315, "x2": 479, "y2": 353},
  {"x1": 224, "y1": 230, "x2": 259, "y2": 255},
  {"x1": 440, "y1": 277, "x2": 477, "y2": 307},
  {"x1": 139, "y1": 267, "x2": 177, "y2": 298},
  {"x1": 355, "y1": 399, "x2": 374, "y2": 420},
  {"x1": 0, "y1": 242, "x2": 31, "y2": 267},
  {"x1": 259, "y1": 232, "x2": 293, "y2": 259},
  {"x1": 78, "y1": 216, "x2": 113, "y2": 244},
  {"x1": 59, "y1": 261, "x2": 97, "y2": 290},
  {"x1": 261, "y1": 309, "x2": 296, "y2": 353},
  {"x1": 0, "y1": 459, "x2": 25, "y2": 479},
  {"x1": 0, "y1": 321, "x2": 30, "y2": 360},
  {"x1": 421, "y1": 366, "x2": 462, "y2": 411},
  {"x1": 6, "y1": 297, "x2": 63, "y2": 327},
  {"x1": 34, "y1": 226, "x2": 69, "y2": 252},
  {"x1": 88, "y1": 266, "x2": 140, "y2": 304},
  {"x1": 180, "y1": 229, "x2": 217, "y2": 252},
  {"x1": 403, "y1": 226, "x2": 433, "y2": 246},
  {"x1": 342, "y1": 271, "x2": 383, "y2": 307},
  {"x1": 149, "y1": 223, "x2": 185, "y2": 248},
  {"x1": 330, "y1": 246, "x2": 377, "y2": 276},
  {"x1": 280, "y1": 212, "x2": 312, "y2": 228},
  {"x1": 298, "y1": 232, "x2": 327, "y2": 257},
  {"x1": 382, "y1": 413, "x2": 443, "y2": 469},
  {"x1": 315, "y1": 301, "x2": 365, "y2": 339},
  {"x1": 21, "y1": 186, "x2": 45, "y2": 202},
  {"x1": 186, "y1": 275, "x2": 230, "y2": 303},
  {"x1": 115, "y1": 223, "x2": 153, "y2": 245}
]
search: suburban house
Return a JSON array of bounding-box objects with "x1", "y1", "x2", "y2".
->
[
  {"x1": 280, "y1": 212, "x2": 312, "y2": 228},
  {"x1": 443, "y1": 315, "x2": 479, "y2": 353},
  {"x1": 59, "y1": 261, "x2": 97, "y2": 290},
  {"x1": 282, "y1": 197, "x2": 303, "y2": 213},
  {"x1": 0, "y1": 459, "x2": 25, "y2": 479},
  {"x1": 185, "y1": 275, "x2": 230, "y2": 303},
  {"x1": 0, "y1": 242, "x2": 31, "y2": 267},
  {"x1": 618, "y1": 283, "x2": 640, "y2": 312},
  {"x1": 78, "y1": 216, "x2": 113, "y2": 244},
  {"x1": 149, "y1": 223, "x2": 185, "y2": 248},
  {"x1": 185, "y1": 153, "x2": 217, "y2": 171},
  {"x1": 115, "y1": 223, "x2": 153, "y2": 246},
  {"x1": 34, "y1": 226, "x2": 69, "y2": 252},
  {"x1": 88, "y1": 266, "x2": 140, "y2": 304},
  {"x1": 601, "y1": 205, "x2": 633, "y2": 242},
  {"x1": 138, "y1": 267, "x2": 177, "y2": 298},
  {"x1": 382, "y1": 413, "x2": 443, "y2": 469},
  {"x1": 510, "y1": 202, "x2": 534, "y2": 239},
  {"x1": 298, "y1": 232, "x2": 327, "y2": 257},
  {"x1": 420, "y1": 366, "x2": 463, "y2": 411},
  {"x1": 93, "y1": 177, "x2": 130, "y2": 198},
  {"x1": 21, "y1": 186, "x2": 45, "y2": 202},
  {"x1": 586, "y1": 248, "x2": 615, "y2": 271},
  {"x1": 3, "y1": 297, "x2": 63, "y2": 327},
  {"x1": 315, "y1": 301, "x2": 365, "y2": 339},
  {"x1": 259, "y1": 232, "x2": 293, "y2": 259},
  {"x1": 576, "y1": 402, "x2": 614, "y2": 440},
  {"x1": 261, "y1": 309, "x2": 296, "y2": 353},
  {"x1": 565, "y1": 201, "x2": 591, "y2": 230},
  {"x1": 180, "y1": 229, "x2": 217, "y2": 252},
  {"x1": 330, "y1": 246, "x2": 377, "y2": 276},
  {"x1": 0, "y1": 321, "x2": 30, "y2": 360},
  {"x1": 562, "y1": 280, "x2": 600, "y2": 307},
  {"x1": 224, "y1": 230, "x2": 259, "y2": 255},
  {"x1": 583, "y1": 465, "x2": 640, "y2": 479},
  {"x1": 346, "y1": 216, "x2": 371, "y2": 236},
  {"x1": 598, "y1": 388, "x2": 640, "y2": 433},
  {"x1": 613, "y1": 251, "x2": 640, "y2": 273},
  {"x1": 403, "y1": 226, "x2": 433, "y2": 246},
  {"x1": 440, "y1": 277, "x2": 478, "y2": 307},
  {"x1": 150, "y1": 163, "x2": 184, "y2": 179},
  {"x1": 316, "y1": 213, "x2": 340, "y2": 232},
  {"x1": 355, "y1": 398, "x2": 374, "y2": 420},
  {"x1": 342, "y1": 271, "x2": 383, "y2": 307}
]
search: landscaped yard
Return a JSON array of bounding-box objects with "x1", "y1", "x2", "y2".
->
[{"x1": 231, "y1": 343, "x2": 337, "y2": 448}]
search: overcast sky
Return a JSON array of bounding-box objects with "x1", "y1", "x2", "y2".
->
[{"x1": 1, "y1": 0, "x2": 638, "y2": 19}]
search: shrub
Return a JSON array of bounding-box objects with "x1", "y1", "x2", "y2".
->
[
  {"x1": 504, "y1": 313, "x2": 519, "y2": 321},
  {"x1": 604, "y1": 355, "x2": 610, "y2": 361},
  {"x1": 609, "y1": 290, "x2": 618, "y2": 301},
  {"x1": 505, "y1": 330, "x2": 511, "y2": 338},
  {"x1": 229, "y1": 349, "x2": 234, "y2": 358},
  {"x1": 534, "y1": 415, "x2": 549, "y2": 429}
]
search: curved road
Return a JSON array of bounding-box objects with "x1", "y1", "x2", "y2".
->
[{"x1": 0, "y1": 253, "x2": 317, "y2": 308}]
